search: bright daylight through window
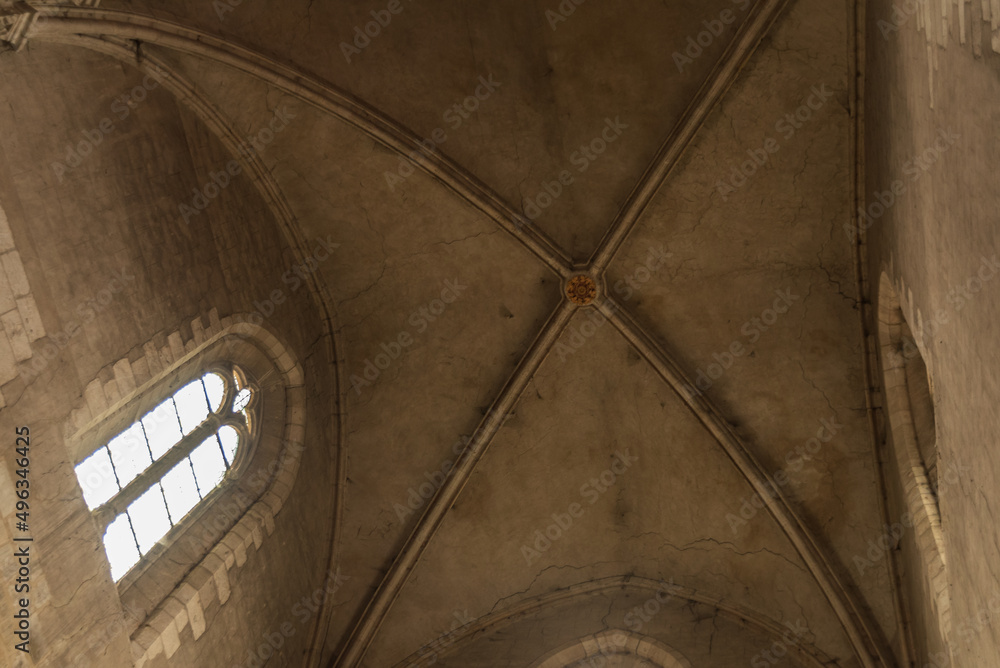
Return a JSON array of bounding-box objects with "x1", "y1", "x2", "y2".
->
[{"x1": 73, "y1": 367, "x2": 257, "y2": 581}]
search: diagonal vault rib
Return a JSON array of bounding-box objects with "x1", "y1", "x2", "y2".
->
[
  {"x1": 596, "y1": 296, "x2": 891, "y2": 668},
  {"x1": 29, "y1": 9, "x2": 575, "y2": 279},
  {"x1": 334, "y1": 300, "x2": 575, "y2": 667},
  {"x1": 589, "y1": 0, "x2": 791, "y2": 273},
  {"x1": 41, "y1": 33, "x2": 351, "y2": 668}
]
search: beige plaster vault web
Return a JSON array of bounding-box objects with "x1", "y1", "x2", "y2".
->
[{"x1": 0, "y1": 0, "x2": 908, "y2": 666}]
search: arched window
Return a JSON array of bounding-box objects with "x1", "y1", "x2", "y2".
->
[
  {"x1": 66, "y1": 319, "x2": 307, "y2": 662},
  {"x1": 898, "y1": 320, "x2": 938, "y2": 495},
  {"x1": 73, "y1": 364, "x2": 259, "y2": 581},
  {"x1": 877, "y1": 273, "x2": 951, "y2": 656}
]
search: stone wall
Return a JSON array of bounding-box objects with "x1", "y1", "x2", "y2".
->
[
  {"x1": 865, "y1": 0, "x2": 1000, "y2": 664},
  {"x1": 0, "y1": 41, "x2": 337, "y2": 668}
]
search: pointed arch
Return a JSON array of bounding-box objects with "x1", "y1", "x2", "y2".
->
[
  {"x1": 532, "y1": 629, "x2": 692, "y2": 668},
  {"x1": 64, "y1": 315, "x2": 307, "y2": 666},
  {"x1": 875, "y1": 271, "x2": 951, "y2": 651}
]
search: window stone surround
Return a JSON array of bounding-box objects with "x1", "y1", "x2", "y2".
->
[{"x1": 61, "y1": 312, "x2": 306, "y2": 666}]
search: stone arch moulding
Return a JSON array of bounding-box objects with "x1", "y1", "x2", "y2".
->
[
  {"x1": 26, "y1": 30, "x2": 346, "y2": 667},
  {"x1": 22, "y1": 5, "x2": 573, "y2": 277},
  {"x1": 875, "y1": 270, "x2": 951, "y2": 645},
  {"x1": 63, "y1": 311, "x2": 306, "y2": 667},
  {"x1": 391, "y1": 576, "x2": 837, "y2": 668},
  {"x1": 531, "y1": 629, "x2": 693, "y2": 668}
]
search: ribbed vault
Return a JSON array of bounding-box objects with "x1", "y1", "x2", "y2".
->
[{"x1": 2, "y1": 0, "x2": 905, "y2": 665}]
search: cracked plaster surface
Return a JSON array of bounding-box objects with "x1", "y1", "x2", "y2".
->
[{"x1": 0, "y1": 0, "x2": 939, "y2": 665}]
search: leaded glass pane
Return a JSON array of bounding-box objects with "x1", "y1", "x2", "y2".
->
[
  {"x1": 174, "y1": 380, "x2": 210, "y2": 434},
  {"x1": 142, "y1": 399, "x2": 183, "y2": 460},
  {"x1": 75, "y1": 447, "x2": 118, "y2": 510},
  {"x1": 190, "y1": 437, "x2": 227, "y2": 491},
  {"x1": 104, "y1": 514, "x2": 140, "y2": 581},
  {"x1": 129, "y1": 485, "x2": 171, "y2": 553},
  {"x1": 218, "y1": 425, "x2": 239, "y2": 466},
  {"x1": 204, "y1": 373, "x2": 226, "y2": 412},
  {"x1": 161, "y1": 460, "x2": 201, "y2": 521},
  {"x1": 107, "y1": 424, "x2": 151, "y2": 489},
  {"x1": 233, "y1": 388, "x2": 252, "y2": 413}
]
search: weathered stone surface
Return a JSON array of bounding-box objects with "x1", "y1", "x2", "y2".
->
[{"x1": 0, "y1": 0, "x2": 996, "y2": 666}]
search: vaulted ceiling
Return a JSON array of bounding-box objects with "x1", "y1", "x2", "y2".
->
[{"x1": 4, "y1": 0, "x2": 906, "y2": 665}]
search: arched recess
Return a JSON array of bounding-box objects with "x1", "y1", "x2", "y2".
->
[
  {"x1": 63, "y1": 315, "x2": 306, "y2": 666},
  {"x1": 875, "y1": 271, "x2": 951, "y2": 653},
  {"x1": 532, "y1": 630, "x2": 692, "y2": 668},
  {"x1": 391, "y1": 576, "x2": 837, "y2": 668},
  {"x1": 18, "y1": 29, "x2": 346, "y2": 667}
]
